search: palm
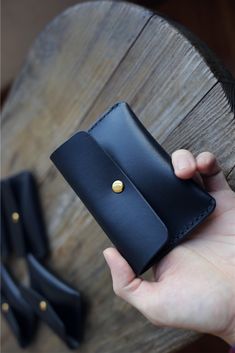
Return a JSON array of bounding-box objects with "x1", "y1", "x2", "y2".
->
[
  {"x1": 104, "y1": 150, "x2": 235, "y2": 344},
  {"x1": 152, "y1": 188, "x2": 235, "y2": 335}
]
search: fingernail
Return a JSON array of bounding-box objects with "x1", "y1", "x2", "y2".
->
[
  {"x1": 198, "y1": 155, "x2": 210, "y2": 165},
  {"x1": 176, "y1": 157, "x2": 191, "y2": 170}
]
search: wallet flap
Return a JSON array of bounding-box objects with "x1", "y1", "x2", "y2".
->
[{"x1": 51, "y1": 131, "x2": 168, "y2": 274}]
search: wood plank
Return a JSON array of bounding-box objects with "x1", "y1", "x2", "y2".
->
[
  {"x1": 163, "y1": 82, "x2": 235, "y2": 178},
  {"x1": 1, "y1": 1, "x2": 152, "y2": 177},
  {"x1": 1, "y1": 2, "x2": 234, "y2": 353},
  {"x1": 77, "y1": 13, "x2": 219, "y2": 141}
]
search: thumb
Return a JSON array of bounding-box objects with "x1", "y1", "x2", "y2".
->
[{"x1": 103, "y1": 247, "x2": 160, "y2": 316}]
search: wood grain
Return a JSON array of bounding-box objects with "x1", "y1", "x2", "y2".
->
[{"x1": 1, "y1": 1, "x2": 234, "y2": 353}]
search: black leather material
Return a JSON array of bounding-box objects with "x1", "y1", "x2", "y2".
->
[
  {"x1": 1, "y1": 171, "x2": 49, "y2": 259},
  {"x1": 1, "y1": 171, "x2": 85, "y2": 349},
  {"x1": 51, "y1": 132, "x2": 168, "y2": 273},
  {"x1": 0, "y1": 205, "x2": 10, "y2": 262},
  {"x1": 1, "y1": 178, "x2": 26, "y2": 258},
  {"x1": 51, "y1": 102, "x2": 216, "y2": 275},
  {"x1": 0, "y1": 265, "x2": 38, "y2": 348},
  {"x1": 21, "y1": 255, "x2": 83, "y2": 350}
]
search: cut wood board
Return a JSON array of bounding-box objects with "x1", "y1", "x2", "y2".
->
[{"x1": 1, "y1": 2, "x2": 234, "y2": 353}]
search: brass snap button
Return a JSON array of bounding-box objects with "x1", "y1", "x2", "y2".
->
[
  {"x1": 39, "y1": 300, "x2": 47, "y2": 311},
  {"x1": 112, "y1": 180, "x2": 124, "y2": 193},
  {"x1": 12, "y1": 212, "x2": 20, "y2": 223},
  {"x1": 2, "y1": 302, "x2": 9, "y2": 313}
]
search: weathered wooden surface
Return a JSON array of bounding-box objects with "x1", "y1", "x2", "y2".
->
[{"x1": 1, "y1": 1, "x2": 235, "y2": 353}]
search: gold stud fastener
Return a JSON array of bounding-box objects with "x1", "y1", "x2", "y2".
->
[
  {"x1": 2, "y1": 302, "x2": 9, "y2": 313},
  {"x1": 112, "y1": 180, "x2": 124, "y2": 193},
  {"x1": 39, "y1": 300, "x2": 47, "y2": 311},
  {"x1": 12, "y1": 212, "x2": 20, "y2": 223}
]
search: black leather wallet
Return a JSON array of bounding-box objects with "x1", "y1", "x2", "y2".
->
[
  {"x1": 51, "y1": 102, "x2": 216, "y2": 275},
  {"x1": 1, "y1": 265, "x2": 38, "y2": 348},
  {"x1": 21, "y1": 255, "x2": 83, "y2": 350},
  {"x1": 1, "y1": 171, "x2": 84, "y2": 349},
  {"x1": 1, "y1": 171, "x2": 49, "y2": 259}
]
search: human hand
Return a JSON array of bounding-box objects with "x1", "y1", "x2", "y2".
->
[{"x1": 103, "y1": 150, "x2": 235, "y2": 345}]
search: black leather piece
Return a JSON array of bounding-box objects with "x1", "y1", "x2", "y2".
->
[
  {"x1": 1, "y1": 171, "x2": 49, "y2": 259},
  {"x1": 22, "y1": 254, "x2": 83, "y2": 349},
  {"x1": 50, "y1": 102, "x2": 216, "y2": 274},
  {"x1": 0, "y1": 265, "x2": 38, "y2": 348},
  {"x1": 1, "y1": 172, "x2": 84, "y2": 349},
  {"x1": 1, "y1": 179, "x2": 26, "y2": 257},
  {"x1": 51, "y1": 132, "x2": 168, "y2": 274},
  {"x1": 0, "y1": 205, "x2": 10, "y2": 262},
  {"x1": 88, "y1": 103, "x2": 216, "y2": 259}
]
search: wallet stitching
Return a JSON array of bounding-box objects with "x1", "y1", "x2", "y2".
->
[{"x1": 170, "y1": 198, "x2": 215, "y2": 245}]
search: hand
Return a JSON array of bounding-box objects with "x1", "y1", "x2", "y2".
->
[{"x1": 103, "y1": 150, "x2": 235, "y2": 345}]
